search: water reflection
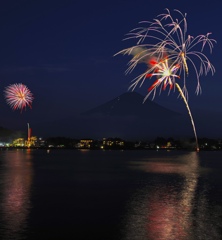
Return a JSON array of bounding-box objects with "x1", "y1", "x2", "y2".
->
[
  {"x1": 123, "y1": 152, "x2": 221, "y2": 240},
  {"x1": 0, "y1": 149, "x2": 33, "y2": 240}
]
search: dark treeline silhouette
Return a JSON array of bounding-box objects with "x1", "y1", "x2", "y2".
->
[{"x1": 44, "y1": 136, "x2": 222, "y2": 151}]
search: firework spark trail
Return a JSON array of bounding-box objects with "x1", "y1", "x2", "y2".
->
[
  {"x1": 4, "y1": 84, "x2": 34, "y2": 112},
  {"x1": 175, "y1": 83, "x2": 199, "y2": 151},
  {"x1": 141, "y1": 57, "x2": 199, "y2": 150}
]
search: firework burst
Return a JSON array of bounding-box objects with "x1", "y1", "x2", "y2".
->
[
  {"x1": 115, "y1": 8, "x2": 216, "y2": 100},
  {"x1": 4, "y1": 83, "x2": 34, "y2": 111},
  {"x1": 138, "y1": 56, "x2": 180, "y2": 101}
]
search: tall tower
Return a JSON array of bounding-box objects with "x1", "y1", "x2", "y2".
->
[{"x1": 27, "y1": 123, "x2": 32, "y2": 147}]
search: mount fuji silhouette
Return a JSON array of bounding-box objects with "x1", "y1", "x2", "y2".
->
[
  {"x1": 82, "y1": 92, "x2": 180, "y2": 118},
  {"x1": 35, "y1": 92, "x2": 193, "y2": 140}
]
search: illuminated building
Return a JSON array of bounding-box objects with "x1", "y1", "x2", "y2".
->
[
  {"x1": 76, "y1": 139, "x2": 93, "y2": 148},
  {"x1": 12, "y1": 138, "x2": 25, "y2": 147},
  {"x1": 102, "y1": 138, "x2": 125, "y2": 148}
]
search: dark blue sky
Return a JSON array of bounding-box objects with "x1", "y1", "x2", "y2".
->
[{"x1": 0, "y1": 0, "x2": 221, "y2": 138}]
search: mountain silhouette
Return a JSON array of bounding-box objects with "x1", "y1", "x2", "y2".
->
[
  {"x1": 33, "y1": 92, "x2": 194, "y2": 140},
  {"x1": 82, "y1": 92, "x2": 180, "y2": 118}
]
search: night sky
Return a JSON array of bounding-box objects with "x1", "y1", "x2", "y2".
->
[{"x1": 0, "y1": 0, "x2": 221, "y2": 139}]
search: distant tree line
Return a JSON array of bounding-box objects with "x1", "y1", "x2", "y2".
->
[{"x1": 43, "y1": 136, "x2": 222, "y2": 150}]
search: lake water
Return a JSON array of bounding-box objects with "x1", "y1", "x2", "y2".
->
[{"x1": 0, "y1": 149, "x2": 222, "y2": 240}]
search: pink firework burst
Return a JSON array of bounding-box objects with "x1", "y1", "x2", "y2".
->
[{"x1": 4, "y1": 83, "x2": 34, "y2": 111}]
